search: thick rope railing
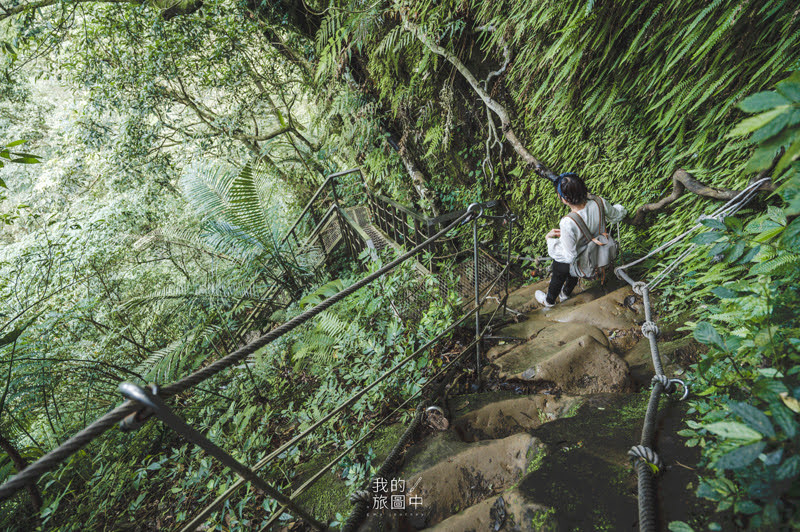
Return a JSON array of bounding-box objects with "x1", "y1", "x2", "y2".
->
[
  {"x1": 0, "y1": 210, "x2": 473, "y2": 502},
  {"x1": 615, "y1": 177, "x2": 771, "y2": 532}
]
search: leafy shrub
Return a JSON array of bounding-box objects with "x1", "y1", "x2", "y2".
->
[{"x1": 673, "y1": 72, "x2": 800, "y2": 531}]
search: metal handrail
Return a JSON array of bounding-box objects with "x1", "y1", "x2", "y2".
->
[
  {"x1": 280, "y1": 168, "x2": 361, "y2": 247},
  {"x1": 304, "y1": 203, "x2": 339, "y2": 243},
  {"x1": 370, "y1": 192, "x2": 430, "y2": 223},
  {"x1": 0, "y1": 161, "x2": 518, "y2": 532},
  {"x1": 336, "y1": 206, "x2": 375, "y2": 250}
]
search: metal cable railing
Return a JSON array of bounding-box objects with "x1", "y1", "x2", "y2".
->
[
  {"x1": 1, "y1": 190, "x2": 515, "y2": 530},
  {"x1": 341, "y1": 264, "x2": 509, "y2": 532}
]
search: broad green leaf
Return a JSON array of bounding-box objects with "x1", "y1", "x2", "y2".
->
[
  {"x1": 668, "y1": 522, "x2": 695, "y2": 532},
  {"x1": 694, "y1": 322, "x2": 726, "y2": 351},
  {"x1": 745, "y1": 128, "x2": 796, "y2": 172},
  {"x1": 735, "y1": 501, "x2": 761, "y2": 515},
  {"x1": 713, "y1": 441, "x2": 766, "y2": 470},
  {"x1": 700, "y1": 218, "x2": 725, "y2": 230},
  {"x1": 728, "y1": 107, "x2": 788, "y2": 138},
  {"x1": 754, "y1": 226, "x2": 784, "y2": 243},
  {"x1": 728, "y1": 402, "x2": 775, "y2": 437},
  {"x1": 769, "y1": 400, "x2": 798, "y2": 438},
  {"x1": 750, "y1": 112, "x2": 789, "y2": 144},
  {"x1": 777, "y1": 455, "x2": 800, "y2": 481},
  {"x1": 723, "y1": 216, "x2": 742, "y2": 232},
  {"x1": 724, "y1": 240, "x2": 745, "y2": 263},
  {"x1": 10, "y1": 156, "x2": 40, "y2": 164},
  {"x1": 776, "y1": 80, "x2": 800, "y2": 102},
  {"x1": 736, "y1": 245, "x2": 761, "y2": 264},
  {"x1": 5, "y1": 139, "x2": 26, "y2": 147},
  {"x1": 738, "y1": 91, "x2": 790, "y2": 112},
  {"x1": 711, "y1": 286, "x2": 738, "y2": 299},
  {"x1": 776, "y1": 137, "x2": 800, "y2": 175},
  {"x1": 754, "y1": 378, "x2": 789, "y2": 399},
  {"x1": 746, "y1": 144, "x2": 785, "y2": 173},
  {"x1": 704, "y1": 421, "x2": 763, "y2": 442},
  {"x1": 781, "y1": 217, "x2": 800, "y2": 248},
  {"x1": 691, "y1": 232, "x2": 721, "y2": 245}
]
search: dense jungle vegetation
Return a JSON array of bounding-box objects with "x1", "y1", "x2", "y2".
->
[{"x1": 1, "y1": 0, "x2": 800, "y2": 530}]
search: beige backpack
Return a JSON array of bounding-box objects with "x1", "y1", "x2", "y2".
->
[{"x1": 566, "y1": 194, "x2": 618, "y2": 280}]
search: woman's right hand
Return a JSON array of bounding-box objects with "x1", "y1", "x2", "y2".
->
[{"x1": 546, "y1": 228, "x2": 561, "y2": 239}]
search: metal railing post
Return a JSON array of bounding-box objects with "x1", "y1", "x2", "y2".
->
[
  {"x1": 468, "y1": 203, "x2": 483, "y2": 376},
  {"x1": 118, "y1": 383, "x2": 327, "y2": 532},
  {"x1": 505, "y1": 214, "x2": 516, "y2": 317}
]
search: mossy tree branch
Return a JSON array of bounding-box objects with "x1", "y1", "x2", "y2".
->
[{"x1": 630, "y1": 151, "x2": 782, "y2": 225}]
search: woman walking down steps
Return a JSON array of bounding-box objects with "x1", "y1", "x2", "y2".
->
[{"x1": 535, "y1": 173, "x2": 627, "y2": 308}]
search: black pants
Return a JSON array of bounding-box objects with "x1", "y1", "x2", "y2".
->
[{"x1": 547, "y1": 261, "x2": 579, "y2": 305}]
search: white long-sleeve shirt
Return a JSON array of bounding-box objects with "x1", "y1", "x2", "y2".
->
[{"x1": 546, "y1": 197, "x2": 627, "y2": 264}]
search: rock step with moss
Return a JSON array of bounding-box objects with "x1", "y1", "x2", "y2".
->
[{"x1": 352, "y1": 281, "x2": 708, "y2": 530}]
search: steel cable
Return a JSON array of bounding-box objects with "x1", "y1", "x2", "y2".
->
[{"x1": 0, "y1": 211, "x2": 472, "y2": 501}]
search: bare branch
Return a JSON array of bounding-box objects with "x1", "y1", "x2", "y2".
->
[
  {"x1": 631, "y1": 150, "x2": 783, "y2": 225},
  {"x1": 401, "y1": 13, "x2": 557, "y2": 181}
]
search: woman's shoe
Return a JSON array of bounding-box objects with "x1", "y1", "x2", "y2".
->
[
  {"x1": 535, "y1": 290, "x2": 554, "y2": 308},
  {"x1": 559, "y1": 289, "x2": 570, "y2": 302}
]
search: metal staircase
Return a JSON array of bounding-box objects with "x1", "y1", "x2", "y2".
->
[{"x1": 285, "y1": 169, "x2": 511, "y2": 315}]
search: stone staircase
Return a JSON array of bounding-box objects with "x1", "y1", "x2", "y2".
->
[{"x1": 359, "y1": 279, "x2": 706, "y2": 531}]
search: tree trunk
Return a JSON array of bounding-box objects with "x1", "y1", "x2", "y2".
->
[{"x1": 0, "y1": 431, "x2": 42, "y2": 511}]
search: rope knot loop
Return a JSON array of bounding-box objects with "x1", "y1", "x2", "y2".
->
[
  {"x1": 349, "y1": 490, "x2": 371, "y2": 504},
  {"x1": 119, "y1": 383, "x2": 158, "y2": 432},
  {"x1": 631, "y1": 282, "x2": 647, "y2": 296},
  {"x1": 651, "y1": 375, "x2": 689, "y2": 400},
  {"x1": 641, "y1": 321, "x2": 660, "y2": 338},
  {"x1": 628, "y1": 445, "x2": 663, "y2": 474}
]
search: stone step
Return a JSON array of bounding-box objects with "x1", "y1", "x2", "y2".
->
[
  {"x1": 428, "y1": 487, "x2": 556, "y2": 532},
  {"x1": 359, "y1": 432, "x2": 541, "y2": 530},
  {"x1": 488, "y1": 321, "x2": 631, "y2": 394},
  {"x1": 545, "y1": 285, "x2": 643, "y2": 331},
  {"x1": 428, "y1": 487, "x2": 555, "y2": 531},
  {"x1": 493, "y1": 335, "x2": 631, "y2": 394},
  {"x1": 449, "y1": 392, "x2": 582, "y2": 442}
]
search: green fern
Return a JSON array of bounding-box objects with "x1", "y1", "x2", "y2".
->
[{"x1": 749, "y1": 253, "x2": 800, "y2": 276}]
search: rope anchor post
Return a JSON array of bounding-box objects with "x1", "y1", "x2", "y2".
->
[{"x1": 118, "y1": 383, "x2": 327, "y2": 532}]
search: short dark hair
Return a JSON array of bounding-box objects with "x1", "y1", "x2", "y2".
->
[{"x1": 557, "y1": 174, "x2": 588, "y2": 205}]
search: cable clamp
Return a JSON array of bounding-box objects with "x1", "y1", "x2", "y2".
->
[
  {"x1": 631, "y1": 282, "x2": 647, "y2": 296},
  {"x1": 651, "y1": 375, "x2": 689, "y2": 400},
  {"x1": 120, "y1": 383, "x2": 158, "y2": 432},
  {"x1": 465, "y1": 202, "x2": 484, "y2": 222},
  {"x1": 641, "y1": 321, "x2": 660, "y2": 338},
  {"x1": 628, "y1": 445, "x2": 663, "y2": 475}
]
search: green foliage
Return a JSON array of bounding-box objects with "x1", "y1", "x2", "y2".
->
[
  {"x1": 728, "y1": 71, "x2": 800, "y2": 174},
  {"x1": 676, "y1": 77, "x2": 800, "y2": 529},
  {"x1": 0, "y1": 139, "x2": 39, "y2": 175}
]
